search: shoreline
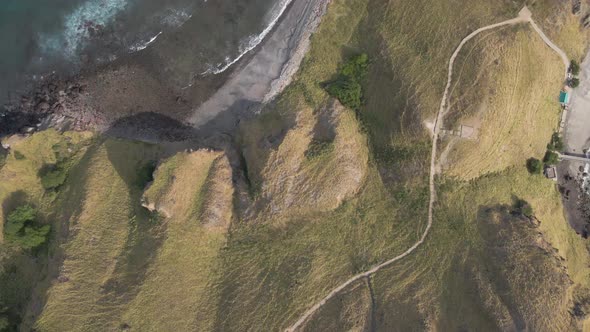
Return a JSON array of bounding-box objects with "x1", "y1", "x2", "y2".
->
[
  {"x1": 1, "y1": 0, "x2": 331, "y2": 142},
  {"x1": 187, "y1": 0, "x2": 330, "y2": 131}
]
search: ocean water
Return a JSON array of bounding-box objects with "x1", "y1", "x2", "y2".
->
[{"x1": 0, "y1": 0, "x2": 287, "y2": 104}]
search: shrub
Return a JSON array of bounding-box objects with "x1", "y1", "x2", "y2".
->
[
  {"x1": 325, "y1": 54, "x2": 369, "y2": 110},
  {"x1": 514, "y1": 198, "x2": 534, "y2": 218},
  {"x1": 135, "y1": 161, "x2": 157, "y2": 189},
  {"x1": 305, "y1": 139, "x2": 334, "y2": 159},
  {"x1": 13, "y1": 151, "x2": 24, "y2": 160},
  {"x1": 546, "y1": 132, "x2": 564, "y2": 151},
  {"x1": 570, "y1": 77, "x2": 580, "y2": 88},
  {"x1": 526, "y1": 158, "x2": 543, "y2": 174},
  {"x1": 0, "y1": 147, "x2": 6, "y2": 169},
  {"x1": 39, "y1": 164, "x2": 68, "y2": 190},
  {"x1": 0, "y1": 316, "x2": 9, "y2": 331},
  {"x1": 3, "y1": 205, "x2": 50, "y2": 250},
  {"x1": 543, "y1": 150, "x2": 559, "y2": 165},
  {"x1": 570, "y1": 60, "x2": 580, "y2": 76}
]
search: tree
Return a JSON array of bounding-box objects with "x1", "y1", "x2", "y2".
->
[
  {"x1": 514, "y1": 198, "x2": 534, "y2": 218},
  {"x1": 570, "y1": 77, "x2": 580, "y2": 88},
  {"x1": 547, "y1": 132, "x2": 564, "y2": 151},
  {"x1": 325, "y1": 54, "x2": 369, "y2": 110},
  {"x1": 543, "y1": 150, "x2": 559, "y2": 165},
  {"x1": 0, "y1": 316, "x2": 9, "y2": 332},
  {"x1": 39, "y1": 163, "x2": 67, "y2": 190},
  {"x1": 526, "y1": 158, "x2": 543, "y2": 174},
  {"x1": 4, "y1": 205, "x2": 50, "y2": 250},
  {"x1": 570, "y1": 60, "x2": 580, "y2": 76}
]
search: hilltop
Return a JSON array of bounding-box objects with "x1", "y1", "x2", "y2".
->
[{"x1": 2, "y1": 0, "x2": 590, "y2": 331}]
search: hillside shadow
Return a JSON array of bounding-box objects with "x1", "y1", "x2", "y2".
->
[{"x1": 1, "y1": 190, "x2": 29, "y2": 221}]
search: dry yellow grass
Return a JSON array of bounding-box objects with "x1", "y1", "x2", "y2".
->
[
  {"x1": 529, "y1": 0, "x2": 589, "y2": 61},
  {"x1": 34, "y1": 139, "x2": 160, "y2": 331},
  {"x1": 35, "y1": 144, "x2": 136, "y2": 331},
  {"x1": 122, "y1": 150, "x2": 233, "y2": 331},
  {"x1": 444, "y1": 26, "x2": 563, "y2": 179},
  {"x1": 250, "y1": 100, "x2": 369, "y2": 221}
]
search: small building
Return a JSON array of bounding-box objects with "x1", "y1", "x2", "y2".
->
[
  {"x1": 544, "y1": 166, "x2": 558, "y2": 181},
  {"x1": 559, "y1": 91, "x2": 570, "y2": 105}
]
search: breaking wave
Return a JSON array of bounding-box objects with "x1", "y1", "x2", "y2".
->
[
  {"x1": 39, "y1": 0, "x2": 129, "y2": 59},
  {"x1": 203, "y1": 0, "x2": 293, "y2": 75},
  {"x1": 129, "y1": 31, "x2": 163, "y2": 52}
]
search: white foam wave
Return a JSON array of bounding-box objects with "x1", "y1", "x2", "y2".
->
[
  {"x1": 202, "y1": 0, "x2": 294, "y2": 75},
  {"x1": 129, "y1": 31, "x2": 163, "y2": 52},
  {"x1": 39, "y1": 0, "x2": 128, "y2": 59}
]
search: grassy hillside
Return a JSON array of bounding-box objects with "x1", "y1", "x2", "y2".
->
[
  {"x1": 1, "y1": 0, "x2": 589, "y2": 330},
  {"x1": 122, "y1": 150, "x2": 233, "y2": 331},
  {"x1": 33, "y1": 139, "x2": 162, "y2": 331}
]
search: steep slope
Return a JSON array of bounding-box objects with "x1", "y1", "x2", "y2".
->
[
  {"x1": 33, "y1": 139, "x2": 161, "y2": 331},
  {"x1": 240, "y1": 98, "x2": 369, "y2": 221},
  {"x1": 1, "y1": 0, "x2": 590, "y2": 330},
  {"x1": 122, "y1": 150, "x2": 233, "y2": 331}
]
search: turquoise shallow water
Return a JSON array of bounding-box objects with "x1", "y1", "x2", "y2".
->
[{"x1": 0, "y1": 0, "x2": 282, "y2": 104}]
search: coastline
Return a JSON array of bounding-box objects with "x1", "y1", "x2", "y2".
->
[
  {"x1": 187, "y1": 0, "x2": 330, "y2": 131},
  {"x1": 1, "y1": 0, "x2": 331, "y2": 142}
]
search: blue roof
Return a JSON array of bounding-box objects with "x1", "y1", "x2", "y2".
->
[{"x1": 560, "y1": 91, "x2": 570, "y2": 104}]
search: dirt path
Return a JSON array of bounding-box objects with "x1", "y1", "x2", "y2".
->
[{"x1": 284, "y1": 7, "x2": 567, "y2": 331}]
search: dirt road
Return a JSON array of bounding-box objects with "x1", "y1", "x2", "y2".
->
[
  {"x1": 564, "y1": 53, "x2": 590, "y2": 154},
  {"x1": 284, "y1": 7, "x2": 569, "y2": 331}
]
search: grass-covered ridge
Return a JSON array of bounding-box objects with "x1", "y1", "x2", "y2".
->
[{"x1": 1, "y1": 0, "x2": 589, "y2": 330}]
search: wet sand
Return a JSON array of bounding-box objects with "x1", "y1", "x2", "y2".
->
[{"x1": 187, "y1": 0, "x2": 329, "y2": 132}]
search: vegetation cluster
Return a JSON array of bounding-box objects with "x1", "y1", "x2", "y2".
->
[
  {"x1": 3, "y1": 205, "x2": 50, "y2": 250},
  {"x1": 325, "y1": 54, "x2": 369, "y2": 110}
]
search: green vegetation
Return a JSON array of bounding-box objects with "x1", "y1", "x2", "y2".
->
[
  {"x1": 514, "y1": 198, "x2": 534, "y2": 218},
  {"x1": 1, "y1": 0, "x2": 589, "y2": 330},
  {"x1": 3, "y1": 205, "x2": 50, "y2": 250},
  {"x1": 570, "y1": 77, "x2": 580, "y2": 88},
  {"x1": 526, "y1": 157, "x2": 543, "y2": 174},
  {"x1": 13, "y1": 151, "x2": 24, "y2": 160},
  {"x1": 38, "y1": 163, "x2": 68, "y2": 190},
  {"x1": 325, "y1": 54, "x2": 369, "y2": 110},
  {"x1": 0, "y1": 316, "x2": 9, "y2": 331},
  {"x1": 547, "y1": 132, "x2": 564, "y2": 151},
  {"x1": 134, "y1": 161, "x2": 156, "y2": 189},
  {"x1": 570, "y1": 60, "x2": 580, "y2": 76},
  {"x1": 543, "y1": 150, "x2": 560, "y2": 165},
  {"x1": 0, "y1": 148, "x2": 6, "y2": 169},
  {"x1": 305, "y1": 139, "x2": 334, "y2": 159}
]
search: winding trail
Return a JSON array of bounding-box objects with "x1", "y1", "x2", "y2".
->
[{"x1": 285, "y1": 7, "x2": 568, "y2": 331}]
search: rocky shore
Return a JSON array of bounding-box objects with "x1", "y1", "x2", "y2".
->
[{"x1": 1, "y1": 0, "x2": 331, "y2": 143}]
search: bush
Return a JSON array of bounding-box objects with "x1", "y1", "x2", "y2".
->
[
  {"x1": 325, "y1": 54, "x2": 369, "y2": 110},
  {"x1": 547, "y1": 132, "x2": 564, "y2": 151},
  {"x1": 570, "y1": 77, "x2": 580, "y2": 88},
  {"x1": 305, "y1": 139, "x2": 334, "y2": 159},
  {"x1": 39, "y1": 164, "x2": 68, "y2": 190},
  {"x1": 0, "y1": 316, "x2": 9, "y2": 332},
  {"x1": 526, "y1": 158, "x2": 543, "y2": 174},
  {"x1": 543, "y1": 150, "x2": 559, "y2": 165},
  {"x1": 3, "y1": 205, "x2": 50, "y2": 250},
  {"x1": 13, "y1": 150, "x2": 24, "y2": 160},
  {"x1": 514, "y1": 198, "x2": 534, "y2": 218},
  {"x1": 0, "y1": 147, "x2": 6, "y2": 169},
  {"x1": 135, "y1": 161, "x2": 157, "y2": 189},
  {"x1": 570, "y1": 60, "x2": 580, "y2": 76}
]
